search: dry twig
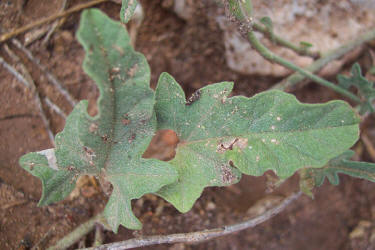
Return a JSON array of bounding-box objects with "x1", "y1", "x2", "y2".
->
[
  {"x1": 42, "y1": 0, "x2": 69, "y2": 45},
  {"x1": 12, "y1": 39, "x2": 77, "y2": 107},
  {"x1": 83, "y1": 192, "x2": 302, "y2": 250},
  {"x1": 0, "y1": 55, "x2": 29, "y2": 88},
  {"x1": 44, "y1": 96, "x2": 67, "y2": 119},
  {"x1": 1, "y1": 46, "x2": 55, "y2": 145},
  {"x1": 0, "y1": 0, "x2": 109, "y2": 44}
]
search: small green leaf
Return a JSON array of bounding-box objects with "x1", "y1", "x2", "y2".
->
[
  {"x1": 260, "y1": 16, "x2": 273, "y2": 31},
  {"x1": 19, "y1": 9, "x2": 177, "y2": 232},
  {"x1": 337, "y1": 63, "x2": 375, "y2": 114},
  {"x1": 155, "y1": 73, "x2": 360, "y2": 212},
  {"x1": 300, "y1": 41, "x2": 313, "y2": 49},
  {"x1": 307, "y1": 150, "x2": 375, "y2": 186},
  {"x1": 260, "y1": 16, "x2": 274, "y2": 41},
  {"x1": 120, "y1": 0, "x2": 138, "y2": 23}
]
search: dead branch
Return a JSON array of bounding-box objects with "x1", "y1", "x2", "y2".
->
[{"x1": 86, "y1": 192, "x2": 302, "y2": 250}]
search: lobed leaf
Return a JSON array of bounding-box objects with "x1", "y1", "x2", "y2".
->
[
  {"x1": 19, "y1": 150, "x2": 75, "y2": 206},
  {"x1": 19, "y1": 9, "x2": 177, "y2": 232},
  {"x1": 154, "y1": 73, "x2": 360, "y2": 212},
  {"x1": 338, "y1": 63, "x2": 375, "y2": 114},
  {"x1": 307, "y1": 150, "x2": 375, "y2": 186},
  {"x1": 260, "y1": 16, "x2": 274, "y2": 41}
]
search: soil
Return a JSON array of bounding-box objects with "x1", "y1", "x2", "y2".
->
[{"x1": 1, "y1": 0, "x2": 375, "y2": 249}]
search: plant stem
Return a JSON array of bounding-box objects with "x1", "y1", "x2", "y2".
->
[
  {"x1": 47, "y1": 213, "x2": 105, "y2": 250},
  {"x1": 246, "y1": 32, "x2": 361, "y2": 103},
  {"x1": 272, "y1": 27, "x2": 375, "y2": 91},
  {"x1": 0, "y1": 0, "x2": 109, "y2": 44},
  {"x1": 226, "y1": 0, "x2": 361, "y2": 104},
  {"x1": 253, "y1": 22, "x2": 320, "y2": 59},
  {"x1": 84, "y1": 192, "x2": 302, "y2": 250}
]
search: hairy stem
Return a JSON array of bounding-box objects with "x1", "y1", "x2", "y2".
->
[
  {"x1": 272, "y1": 27, "x2": 375, "y2": 91},
  {"x1": 253, "y1": 22, "x2": 320, "y2": 59},
  {"x1": 84, "y1": 192, "x2": 302, "y2": 250},
  {"x1": 226, "y1": 0, "x2": 361, "y2": 104},
  {"x1": 247, "y1": 32, "x2": 361, "y2": 102},
  {"x1": 47, "y1": 213, "x2": 105, "y2": 250}
]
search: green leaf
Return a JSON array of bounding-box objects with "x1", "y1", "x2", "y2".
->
[
  {"x1": 120, "y1": 0, "x2": 138, "y2": 23},
  {"x1": 260, "y1": 16, "x2": 273, "y2": 31},
  {"x1": 154, "y1": 73, "x2": 360, "y2": 212},
  {"x1": 307, "y1": 150, "x2": 375, "y2": 186},
  {"x1": 337, "y1": 63, "x2": 375, "y2": 114},
  {"x1": 19, "y1": 9, "x2": 177, "y2": 232},
  {"x1": 19, "y1": 150, "x2": 75, "y2": 206}
]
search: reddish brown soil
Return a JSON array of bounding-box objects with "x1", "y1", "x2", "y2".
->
[{"x1": 1, "y1": 0, "x2": 375, "y2": 249}]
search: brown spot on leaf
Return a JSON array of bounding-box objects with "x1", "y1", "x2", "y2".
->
[
  {"x1": 99, "y1": 170, "x2": 113, "y2": 196},
  {"x1": 100, "y1": 46, "x2": 107, "y2": 57},
  {"x1": 217, "y1": 138, "x2": 239, "y2": 153},
  {"x1": 111, "y1": 67, "x2": 120, "y2": 74},
  {"x1": 101, "y1": 134, "x2": 109, "y2": 142},
  {"x1": 221, "y1": 96, "x2": 227, "y2": 104},
  {"x1": 83, "y1": 146, "x2": 96, "y2": 163},
  {"x1": 83, "y1": 146, "x2": 94, "y2": 155},
  {"x1": 29, "y1": 162, "x2": 35, "y2": 171},
  {"x1": 127, "y1": 64, "x2": 138, "y2": 78},
  {"x1": 233, "y1": 138, "x2": 248, "y2": 150},
  {"x1": 89, "y1": 123, "x2": 98, "y2": 133},
  {"x1": 122, "y1": 119, "x2": 131, "y2": 125},
  {"x1": 112, "y1": 45, "x2": 124, "y2": 55},
  {"x1": 128, "y1": 133, "x2": 136, "y2": 143},
  {"x1": 67, "y1": 165, "x2": 75, "y2": 171},
  {"x1": 221, "y1": 164, "x2": 237, "y2": 184}
]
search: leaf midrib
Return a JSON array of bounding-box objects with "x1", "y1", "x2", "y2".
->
[
  {"x1": 178, "y1": 124, "x2": 357, "y2": 145},
  {"x1": 91, "y1": 20, "x2": 117, "y2": 171}
]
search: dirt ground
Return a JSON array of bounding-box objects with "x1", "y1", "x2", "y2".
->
[{"x1": 1, "y1": 0, "x2": 375, "y2": 249}]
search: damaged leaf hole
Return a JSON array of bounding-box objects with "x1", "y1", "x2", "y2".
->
[
  {"x1": 143, "y1": 129, "x2": 179, "y2": 161},
  {"x1": 217, "y1": 137, "x2": 248, "y2": 153}
]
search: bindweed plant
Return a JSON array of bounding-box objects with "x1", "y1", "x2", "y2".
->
[{"x1": 18, "y1": 0, "x2": 375, "y2": 247}]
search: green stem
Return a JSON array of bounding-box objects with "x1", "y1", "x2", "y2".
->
[
  {"x1": 47, "y1": 213, "x2": 105, "y2": 250},
  {"x1": 247, "y1": 32, "x2": 361, "y2": 103},
  {"x1": 253, "y1": 22, "x2": 320, "y2": 59},
  {"x1": 272, "y1": 27, "x2": 375, "y2": 91},
  {"x1": 227, "y1": 0, "x2": 361, "y2": 104}
]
